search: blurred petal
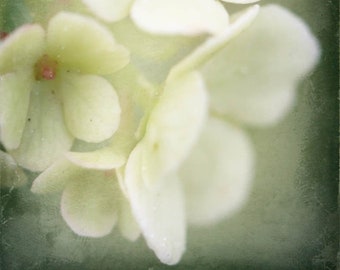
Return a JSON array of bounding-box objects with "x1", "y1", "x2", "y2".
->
[
  {"x1": 168, "y1": 4, "x2": 259, "y2": 81},
  {"x1": 82, "y1": 0, "x2": 133, "y2": 22},
  {"x1": 180, "y1": 117, "x2": 254, "y2": 225},
  {"x1": 0, "y1": 24, "x2": 44, "y2": 74},
  {"x1": 118, "y1": 197, "x2": 141, "y2": 241},
  {"x1": 131, "y1": 0, "x2": 229, "y2": 36},
  {"x1": 61, "y1": 170, "x2": 119, "y2": 237},
  {"x1": 125, "y1": 143, "x2": 186, "y2": 265},
  {"x1": 0, "y1": 150, "x2": 27, "y2": 188},
  {"x1": 202, "y1": 4, "x2": 320, "y2": 126},
  {"x1": 47, "y1": 12, "x2": 129, "y2": 75},
  {"x1": 221, "y1": 0, "x2": 259, "y2": 3},
  {"x1": 0, "y1": 70, "x2": 33, "y2": 149},
  {"x1": 11, "y1": 84, "x2": 73, "y2": 172},
  {"x1": 31, "y1": 158, "x2": 81, "y2": 194},
  {"x1": 142, "y1": 72, "x2": 207, "y2": 187},
  {"x1": 60, "y1": 73, "x2": 121, "y2": 143}
]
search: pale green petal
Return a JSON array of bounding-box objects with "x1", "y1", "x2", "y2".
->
[
  {"x1": 60, "y1": 73, "x2": 121, "y2": 143},
  {"x1": 118, "y1": 197, "x2": 141, "y2": 241},
  {"x1": 0, "y1": 150, "x2": 27, "y2": 188},
  {"x1": 202, "y1": 4, "x2": 320, "y2": 126},
  {"x1": 47, "y1": 12, "x2": 129, "y2": 75},
  {"x1": 0, "y1": 70, "x2": 33, "y2": 149},
  {"x1": 142, "y1": 72, "x2": 208, "y2": 188},
  {"x1": 180, "y1": 117, "x2": 254, "y2": 225},
  {"x1": 125, "y1": 143, "x2": 186, "y2": 265},
  {"x1": 168, "y1": 5, "x2": 259, "y2": 81},
  {"x1": 131, "y1": 0, "x2": 229, "y2": 36},
  {"x1": 82, "y1": 0, "x2": 133, "y2": 22},
  {"x1": 221, "y1": 0, "x2": 259, "y2": 3},
  {"x1": 0, "y1": 24, "x2": 45, "y2": 74},
  {"x1": 66, "y1": 148, "x2": 125, "y2": 170},
  {"x1": 31, "y1": 158, "x2": 81, "y2": 194},
  {"x1": 11, "y1": 84, "x2": 73, "y2": 172},
  {"x1": 61, "y1": 171, "x2": 119, "y2": 237}
]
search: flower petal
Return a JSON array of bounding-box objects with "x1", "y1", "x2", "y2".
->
[
  {"x1": 202, "y1": 4, "x2": 320, "y2": 126},
  {"x1": 0, "y1": 24, "x2": 44, "y2": 74},
  {"x1": 131, "y1": 0, "x2": 229, "y2": 36},
  {"x1": 0, "y1": 70, "x2": 33, "y2": 149},
  {"x1": 60, "y1": 72, "x2": 121, "y2": 143},
  {"x1": 61, "y1": 170, "x2": 119, "y2": 237},
  {"x1": 66, "y1": 148, "x2": 125, "y2": 170},
  {"x1": 118, "y1": 197, "x2": 141, "y2": 241},
  {"x1": 47, "y1": 12, "x2": 129, "y2": 75},
  {"x1": 142, "y1": 72, "x2": 208, "y2": 188},
  {"x1": 82, "y1": 0, "x2": 133, "y2": 22},
  {"x1": 180, "y1": 117, "x2": 254, "y2": 225},
  {"x1": 11, "y1": 84, "x2": 73, "y2": 172},
  {"x1": 31, "y1": 158, "x2": 81, "y2": 194},
  {"x1": 125, "y1": 143, "x2": 186, "y2": 265}
]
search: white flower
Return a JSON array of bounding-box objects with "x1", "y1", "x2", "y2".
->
[
  {"x1": 27, "y1": 2, "x2": 320, "y2": 266},
  {"x1": 0, "y1": 12, "x2": 129, "y2": 171}
]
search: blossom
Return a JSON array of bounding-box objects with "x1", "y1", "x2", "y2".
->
[
  {"x1": 27, "y1": 2, "x2": 320, "y2": 266},
  {"x1": 0, "y1": 12, "x2": 129, "y2": 171}
]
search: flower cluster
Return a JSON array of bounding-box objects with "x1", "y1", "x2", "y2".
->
[{"x1": 0, "y1": 0, "x2": 320, "y2": 265}]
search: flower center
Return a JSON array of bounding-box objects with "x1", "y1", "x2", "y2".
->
[{"x1": 34, "y1": 54, "x2": 58, "y2": 80}]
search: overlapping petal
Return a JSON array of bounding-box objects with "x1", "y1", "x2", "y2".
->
[
  {"x1": 61, "y1": 171, "x2": 119, "y2": 237},
  {"x1": 131, "y1": 0, "x2": 229, "y2": 36},
  {"x1": 82, "y1": 0, "x2": 133, "y2": 22},
  {"x1": 0, "y1": 70, "x2": 33, "y2": 149},
  {"x1": 125, "y1": 143, "x2": 186, "y2": 265},
  {"x1": 141, "y1": 72, "x2": 208, "y2": 187},
  {"x1": 31, "y1": 158, "x2": 81, "y2": 194},
  {"x1": 47, "y1": 12, "x2": 129, "y2": 75},
  {"x1": 11, "y1": 85, "x2": 73, "y2": 172},
  {"x1": 180, "y1": 117, "x2": 254, "y2": 225},
  {"x1": 60, "y1": 73, "x2": 121, "y2": 143},
  {"x1": 0, "y1": 24, "x2": 44, "y2": 74},
  {"x1": 202, "y1": 4, "x2": 320, "y2": 126}
]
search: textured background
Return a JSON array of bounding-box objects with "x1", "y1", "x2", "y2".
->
[{"x1": 0, "y1": 0, "x2": 338, "y2": 269}]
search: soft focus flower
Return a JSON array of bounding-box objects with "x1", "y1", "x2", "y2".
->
[
  {"x1": 1, "y1": 0, "x2": 321, "y2": 267},
  {"x1": 0, "y1": 12, "x2": 129, "y2": 171},
  {"x1": 0, "y1": 150, "x2": 27, "y2": 188}
]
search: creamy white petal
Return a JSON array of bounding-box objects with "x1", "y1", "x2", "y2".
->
[
  {"x1": 60, "y1": 72, "x2": 121, "y2": 143},
  {"x1": 180, "y1": 117, "x2": 254, "y2": 225},
  {"x1": 82, "y1": 0, "x2": 133, "y2": 22},
  {"x1": 142, "y1": 72, "x2": 208, "y2": 188},
  {"x1": 0, "y1": 70, "x2": 33, "y2": 149},
  {"x1": 118, "y1": 196, "x2": 141, "y2": 241},
  {"x1": 66, "y1": 148, "x2": 125, "y2": 170},
  {"x1": 125, "y1": 143, "x2": 186, "y2": 265},
  {"x1": 11, "y1": 84, "x2": 73, "y2": 172},
  {"x1": 168, "y1": 4, "x2": 259, "y2": 81},
  {"x1": 202, "y1": 4, "x2": 320, "y2": 126},
  {"x1": 131, "y1": 0, "x2": 229, "y2": 36},
  {"x1": 0, "y1": 24, "x2": 45, "y2": 74},
  {"x1": 31, "y1": 158, "x2": 81, "y2": 194},
  {"x1": 47, "y1": 12, "x2": 129, "y2": 75},
  {"x1": 61, "y1": 170, "x2": 119, "y2": 237}
]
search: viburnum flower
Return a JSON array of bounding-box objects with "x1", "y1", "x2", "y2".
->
[
  {"x1": 0, "y1": 12, "x2": 129, "y2": 171},
  {"x1": 28, "y1": 2, "x2": 320, "y2": 266}
]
